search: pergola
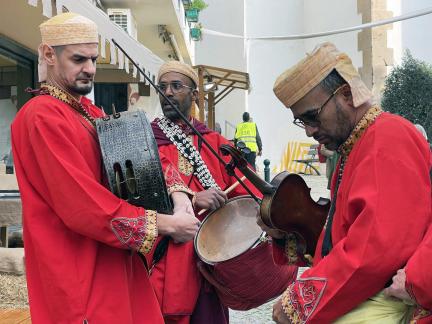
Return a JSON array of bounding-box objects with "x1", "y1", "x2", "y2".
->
[{"x1": 193, "y1": 65, "x2": 250, "y2": 130}]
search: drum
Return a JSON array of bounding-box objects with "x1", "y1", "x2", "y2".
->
[
  {"x1": 96, "y1": 110, "x2": 172, "y2": 214},
  {"x1": 194, "y1": 196, "x2": 297, "y2": 310}
]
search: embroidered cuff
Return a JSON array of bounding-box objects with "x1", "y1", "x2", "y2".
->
[
  {"x1": 281, "y1": 284, "x2": 301, "y2": 324},
  {"x1": 139, "y1": 210, "x2": 158, "y2": 254},
  {"x1": 281, "y1": 278, "x2": 327, "y2": 324},
  {"x1": 111, "y1": 211, "x2": 158, "y2": 255},
  {"x1": 164, "y1": 163, "x2": 194, "y2": 196},
  {"x1": 167, "y1": 183, "x2": 195, "y2": 197}
]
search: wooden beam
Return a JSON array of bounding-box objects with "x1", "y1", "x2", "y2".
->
[
  {"x1": 198, "y1": 66, "x2": 205, "y2": 122},
  {"x1": 208, "y1": 92, "x2": 215, "y2": 130},
  {"x1": 214, "y1": 81, "x2": 235, "y2": 101},
  {"x1": 215, "y1": 87, "x2": 234, "y2": 105}
]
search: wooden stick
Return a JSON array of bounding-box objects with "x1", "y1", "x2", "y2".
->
[{"x1": 197, "y1": 176, "x2": 247, "y2": 216}]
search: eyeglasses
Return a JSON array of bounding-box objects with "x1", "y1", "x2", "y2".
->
[
  {"x1": 157, "y1": 81, "x2": 194, "y2": 94},
  {"x1": 293, "y1": 85, "x2": 345, "y2": 129}
]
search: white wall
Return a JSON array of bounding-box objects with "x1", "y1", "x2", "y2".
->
[
  {"x1": 399, "y1": 0, "x2": 432, "y2": 65},
  {"x1": 194, "y1": 0, "x2": 246, "y2": 139},
  {"x1": 245, "y1": 0, "x2": 305, "y2": 170},
  {"x1": 246, "y1": 0, "x2": 361, "y2": 170}
]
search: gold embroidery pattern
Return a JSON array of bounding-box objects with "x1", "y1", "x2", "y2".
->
[
  {"x1": 285, "y1": 233, "x2": 299, "y2": 265},
  {"x1": 338, "y1": 105, "x2": 382, "y2": 157},
  {"x1": 410, "y1": 308, "x2": 431, "y2": 324},
  {"x1": 164, "y1": 164, "x2": 194, "y2": 196},
  {"x1": 41, "y1": 83, "x2": 96, "y2": 127},
  {"x1": 281, "y1": 278, "x2": 327, "y2": 324},
  {"x1": 167, "y1": 183, "x2": 195, "y2": 196},
  {"x1": 139, "y1": 210, "x2": 158, "y2": 255},
  {"x1": 178, "y1": 151, "x2": 194, "y2": 176},
  {"x1": 282, "y1": 287, "x2": 301, "y2": 324}
]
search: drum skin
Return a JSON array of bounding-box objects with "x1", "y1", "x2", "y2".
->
[{"x1": 195, "y1": 196, "x2": 262, "y2": 264}]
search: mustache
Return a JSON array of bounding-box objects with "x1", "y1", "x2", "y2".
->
[
  {"x1": 162, "y1": 99, "x2": 179, "y2": 108},
  {"x1": 76, "y1": 73, "x2": 94, "y2": 81}
]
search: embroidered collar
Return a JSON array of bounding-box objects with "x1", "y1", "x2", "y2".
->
[
  {"x1": 338, "y1": 105, "x2": 382, "y2": 157},
  {"x1": 40, "y1": 83, "x2": 96, "y2": 127}
]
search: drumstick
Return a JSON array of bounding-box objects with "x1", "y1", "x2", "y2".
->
[{"x1": 197, "y1": 176, "x2": 247, "y2": 216}]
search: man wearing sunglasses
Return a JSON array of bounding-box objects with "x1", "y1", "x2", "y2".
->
[
  {"x1": 150, "y1": 61, "x2": 261, "y2": 323},
  {"x1": 266, "y1": 42, "x2": 431, "y2": 323}
]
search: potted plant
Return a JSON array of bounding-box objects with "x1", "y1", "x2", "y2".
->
[
  {"x1": 190, "y1": 23, "x2": 203, "y2": 41},
  {"x1": 185, "y1": 0, "x2": 208, "y2": 23}
]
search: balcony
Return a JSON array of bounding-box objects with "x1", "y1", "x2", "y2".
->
[{"x1": 100, "y1": 0, "x2": 195, "y2": 64}]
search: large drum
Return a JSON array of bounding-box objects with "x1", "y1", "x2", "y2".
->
[{"x1": 194, "y1": 196, "x2": 297, "y2": 310}]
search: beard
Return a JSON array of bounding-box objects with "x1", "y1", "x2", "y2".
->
[
  {"x1": 68, "y1": 81, "x2": 93, "y2": 96},
  {"x1": 331, "y1": 102, "x2": 354, "y2": 149},
  {"x1": 317, "y1": 102, "x2": 353, "y2": 151},
  {"x1": 162, "y1": 96, "x2": 192, "y2": 122}
]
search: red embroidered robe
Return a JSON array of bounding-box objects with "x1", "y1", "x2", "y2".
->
[
  {"x1": 150, "y1": 122, "x2": 262, "y2": 323},
  {"x1": 278, "y1": 112, "x2": 431, "y2": 323},
  {"x1": 11, "y1": 95, "x2": 185, "y2": 324}
]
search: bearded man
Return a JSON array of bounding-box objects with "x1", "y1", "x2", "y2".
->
[
  {"x1": 267, "y1": 42, "x2": 431, "y2": 323},
  {"x1": 11, "y1": 13, "x2": 199, "y2": 324},
  {"x1": 149, "y1": 61, "x2": 262, "y2": 323}
]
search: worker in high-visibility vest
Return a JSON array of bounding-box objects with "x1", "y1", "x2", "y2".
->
[{"x1": 234, "y1": 112, "x2": 263, "y2": 169}]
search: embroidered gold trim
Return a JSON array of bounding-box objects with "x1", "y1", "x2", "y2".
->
[
  {"x1": 281, "y1": 286, "x2": 301, "y2": 324},
  {"x1": 285, "y1": 233, "x2": 299, "y2": 265},
  {"x1": 41, "y1": 83, "x2": 96, "y2": 127},
  {"x1": 139, "y1": 210, "x2": 158, "y2": 255},
  {"x1": 338, "y1": 105, "x2": 382, "y2": 157},
  {"x1": 167, "y1": 183, "x2": 195, "y2": 197},
  {"x1": 410, "y1": 308, "x2": 431, "y2": 324}
]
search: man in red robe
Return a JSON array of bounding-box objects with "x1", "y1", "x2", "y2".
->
[
  {"x1": 266, "y1": 42, "x2": 431, "y2": 323},
  {"x1": 11, "y1": 13, "x2": 200, "y2": 324},
  {"x1": 149, "y1": 61, "x2": 264, "y2": 323},
  {"x1": 384, "y1": 224, "x2": 432, "y2": 323}
]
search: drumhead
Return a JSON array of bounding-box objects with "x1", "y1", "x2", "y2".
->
[{"x1": 194, "y1": 196, "x2": 262, "y2": 264}]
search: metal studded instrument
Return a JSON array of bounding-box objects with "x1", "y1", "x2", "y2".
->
[{"x1": 96, "y1": 109, "x2": 173, "y2": 214}]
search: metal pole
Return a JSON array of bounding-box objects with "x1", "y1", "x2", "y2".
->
[{"x1": 264, "y1": 159, "x2": 270, "y2": 182}]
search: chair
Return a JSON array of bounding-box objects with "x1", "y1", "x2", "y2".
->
[{"x1": 294, "y1": 144, "x2": 321, "y2": 175}]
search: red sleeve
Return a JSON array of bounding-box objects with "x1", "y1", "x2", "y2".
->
[
  {"x1": 24, "y1": 105, "x2": 160, "y2": 255},
  {"x1": 281, "y1": 128, "x2": 431, "y2": 323},
  {"x1": 405, "y1": 224, "x2": 432, "y2": 310}
]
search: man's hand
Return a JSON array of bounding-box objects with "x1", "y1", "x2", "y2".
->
[
  {"x1": 273, "y1": 298, "x2": 290, "y2": 324},
  {"x1": 193, "y1": 188, "x2": 227, "y2": 210},
  {"x1": 157, "y1": 210, "x2": 200, "y2": 243},
  {"x1": 171, "y1": 191, "x2": 194, "y2": 214},
  {"x1": 256, "y1": 212, "x2": 285, "y2": 239},
  {"x1": 384, "y1": 269, "x2": 415, "y2": 304},
  {"x1": 257, "y1": 150, "x2": 262, "y2": 156}
]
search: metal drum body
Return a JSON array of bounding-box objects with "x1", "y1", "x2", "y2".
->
[
  {"x1": 195, "y1": 196, "x2": 295, "y2": 310},
  {"x1": 96, "y1": 110, "x2": 172, "y2": 214}
]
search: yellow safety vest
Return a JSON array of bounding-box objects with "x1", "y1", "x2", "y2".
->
[{"x1": 235, "y1": 122, "x2": 258, "y2": 152}]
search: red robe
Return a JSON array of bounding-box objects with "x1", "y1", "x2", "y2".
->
[
  {"x1": 11, "y1": 94, "x2": 184, "y2": 324},
  {"x1": 405, "y1": 223, "x2": 432, "y2": 321},
  {"x1": 150, "y1": 120, "x2": 262, "y2": 323},
  {"x1": 279, "y1": 112, "x2": 431, "y2": 323}
]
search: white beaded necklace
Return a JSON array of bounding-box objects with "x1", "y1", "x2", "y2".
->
[{"x1": 157, "y1": 116, "x2": 221, "y2": 190}]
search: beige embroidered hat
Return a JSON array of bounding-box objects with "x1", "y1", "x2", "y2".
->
[
  {"x1": 38, "y1": 12, "x2": 99, "y2": 82},
  {"x1": 273, "y1": 42, "x2": 372, "y2": 108},
  {"x1": 158, "y1": 61, "x2": 199, "y2": 87}
]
